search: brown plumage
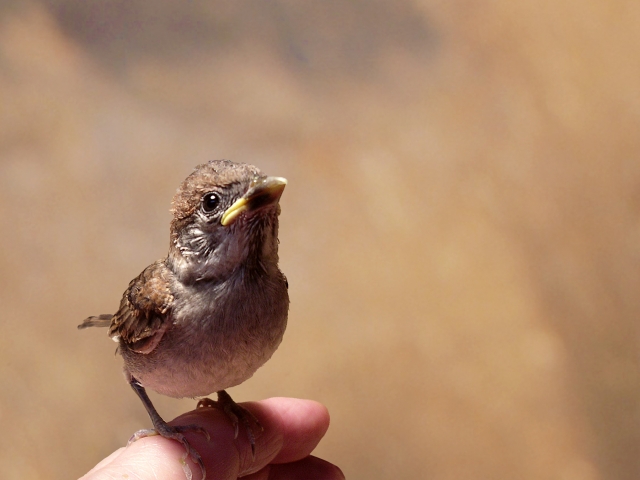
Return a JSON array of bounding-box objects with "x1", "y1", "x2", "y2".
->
[{"x1": 79, "y1": 160, "x2": 289, "y2": 480}]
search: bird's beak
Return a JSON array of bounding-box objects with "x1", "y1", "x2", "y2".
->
[{"x1": 221, "y1": 176, "x2": 287, "y2": 226}]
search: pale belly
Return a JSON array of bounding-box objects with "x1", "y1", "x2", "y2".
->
[
  {"x1": 131, "y1": 343, "x2": 280, "y2": 398},
  {"x1": 122, "y1": 268, "x2": 289, "y2": 398},
  {"x1": 122, "y1": 315, "x2": 287, "y2": 398}
]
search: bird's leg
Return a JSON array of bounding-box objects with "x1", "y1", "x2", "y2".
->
[
  {"x1": 128, "y1": 375, "x2": 210, "y2": 480},
  {"x1": 197, "y1": 390, "x2": 263, "y2": 458}
]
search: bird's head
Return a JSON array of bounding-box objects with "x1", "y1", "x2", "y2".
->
[{"x1": 168, "y1": 160, "x2": 286, "y2": 284}]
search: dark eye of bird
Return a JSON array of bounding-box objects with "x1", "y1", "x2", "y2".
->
[{"x1": 201, "y1": 192, "x2": 220, "y2": 213}]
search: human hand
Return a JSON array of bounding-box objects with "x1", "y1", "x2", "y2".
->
[{"x1": 81, "y1": 397, "x2": 343, "y2": 480}]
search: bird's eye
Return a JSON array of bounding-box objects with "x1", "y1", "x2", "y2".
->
[{"x1": 201, "y1": 192, "x2": 220, "y2": 213}]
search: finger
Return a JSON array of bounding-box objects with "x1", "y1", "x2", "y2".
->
[
  {"x1": 79, "y1": 448, "x2": 125, "y2": 478},
  {"x1": 79, "y1": 437, "x2": 206, "y2": 480},
  {"x1": 249, "y1": 397, "x2": 330, "y2": 464},
  {"x1": 172, "y1": 397, "x2": 331, "y2": 477},
  {"x1": 81, "y1": 397, "x2": 332, "y2": 480},
  {"x1": 242, "y1": 456, "x2": 345, "y2": 480}
]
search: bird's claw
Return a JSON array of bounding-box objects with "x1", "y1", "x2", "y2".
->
[{"x1": 197, "y1": 390, "x2": 262, "y2": 459}]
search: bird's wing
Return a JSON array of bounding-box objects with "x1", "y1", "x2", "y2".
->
[
  {"x1": 78, "y1": 314, "x2": 113, "y2": 329},
  {"x1": 107, "y1": 260, "x2": 175, "y2": 354}
]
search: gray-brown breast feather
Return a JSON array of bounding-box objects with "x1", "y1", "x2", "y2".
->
[{"x1": 108, "y1": 260, "x2": 174, "y2": 346}]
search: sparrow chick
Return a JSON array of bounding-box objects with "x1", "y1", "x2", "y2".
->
[{"x1": 79, "y1": 160, "x2": 289, "y2": 480}]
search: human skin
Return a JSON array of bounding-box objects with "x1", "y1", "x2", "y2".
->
[{"x1": 80, "y1": 397, "x2": 344, "y2": 480}]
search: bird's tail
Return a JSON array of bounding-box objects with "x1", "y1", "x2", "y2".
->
[{"x1": 78, "y1": 314, "x2": 113, "y2": 329}]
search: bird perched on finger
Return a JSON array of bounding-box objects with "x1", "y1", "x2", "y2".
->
[{"x1": 79, "y1": 160, "x2": 289, "y2": 480}]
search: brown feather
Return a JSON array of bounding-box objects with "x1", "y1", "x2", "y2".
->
[
  {"x1": 107, "y1": 260, "x2": 174, "y2": 349},
  {"x1": 77, "y1": 314, "x2": 113, "y2": 329}
]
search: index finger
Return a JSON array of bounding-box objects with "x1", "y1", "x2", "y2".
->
[
  {"x1": 82, "y1": 397, "x2": 332, "y2": 480},
  {"x1": 173, "y1": 397, "x2": 331, "y2": 477}
]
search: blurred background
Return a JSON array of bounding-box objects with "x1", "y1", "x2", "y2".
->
[{"x1": 1, "y1": 1, "x2": 639, "y2": 479}]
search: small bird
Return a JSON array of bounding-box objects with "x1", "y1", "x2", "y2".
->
[{"x1": 79, "y1": 160, "x2": 289, "y2": 480}]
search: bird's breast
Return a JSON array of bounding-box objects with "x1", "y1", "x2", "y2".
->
[{"x1": 121, "y1": 271, "x2": 289, "y2": 398}]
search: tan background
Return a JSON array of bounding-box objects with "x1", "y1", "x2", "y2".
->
[{"x1": 1, "y1": 1, "x2": 639, "y2": 479}]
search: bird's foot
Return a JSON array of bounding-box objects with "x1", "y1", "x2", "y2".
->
[
  {"x1": 128, "y1": 376, "x2": 211, "y2": 479},
  {"x1": 128, "y1": 421, "x2": 210, "y2": 480},
  {"x1": 197, "y1": 390, "x2": 263, "y2": 458}
]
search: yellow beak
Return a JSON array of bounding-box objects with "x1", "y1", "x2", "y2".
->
[{"x1": 221, "y1": 176, "x2": 287, "y2": 226}]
